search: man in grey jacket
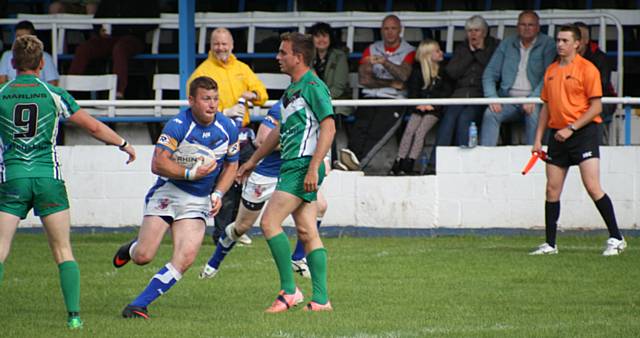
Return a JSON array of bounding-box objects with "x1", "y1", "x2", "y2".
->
[{"x1": 480, "y1": 10, "x2": 556, "y2": 146}]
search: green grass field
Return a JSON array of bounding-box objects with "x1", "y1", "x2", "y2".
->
[{"x1": 2, "y1": 232, "x2": 639, "y2": 337}]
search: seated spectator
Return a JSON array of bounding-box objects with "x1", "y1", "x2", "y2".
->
[
  {"x1": 435, "y1": 15, "x2": 498, "y2": 149},
  {"x1": 575, "y1": 21, "x2": 617, "y2": 121},
  {"x1": 390, "y1": 39, "x2": 452, "y2": 176},
  {"x1": 68, "y1": 0, "x2": 159, "y2": 99},
  {"x1": 340, "y1": 15, "x2": 415, "y2": 171},
  {"x1": 308, "y1": 22, "x2": 351, "y2": 116},
  {"x1": 480, "y1": 10, "x2": 556, "y2": 146},
  {"x1": 0, "y1": 21, "x2": 59, "y2": 85}
]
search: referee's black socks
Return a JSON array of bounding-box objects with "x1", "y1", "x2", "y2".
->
[
  {"x1": 594, "y1": 194, "x2": 623, "y2": 240},
  {"x1": 545, "y1": 201, "x2": 560, "y2": 247}
]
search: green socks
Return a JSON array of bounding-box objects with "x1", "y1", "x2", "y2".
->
[
  {"x1": 307, "y1": 248, "x2": 329, "y2": 304},
  {"x1": 58, "y1": 261, "x2": 80, "y2": 313},
  {"x1": 0, "y1": 261, "x2": 4, "y2": 285},
  {"x1": 266, "y1": 232, "x2": 296, "y2": 294}
]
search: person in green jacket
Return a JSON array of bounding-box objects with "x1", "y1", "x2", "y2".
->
[{"x1": 308, "y1": 22, "x2": 351, "y2": 116}]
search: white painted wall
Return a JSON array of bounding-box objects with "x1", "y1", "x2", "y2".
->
[{"x1": 19, "y1": 145, "x2": 639, "y2": 230}]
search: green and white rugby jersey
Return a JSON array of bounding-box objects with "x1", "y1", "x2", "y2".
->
[
  {"x1": 0, "y1": 74, "x2": 79, "y2": 182},
  {"x1": 279, "y1": 70, "x2": 334, "y2": 161}
]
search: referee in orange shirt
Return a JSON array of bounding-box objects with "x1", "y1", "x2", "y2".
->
[{"x1": 530, "y1": 24, "x2": 626, "y2": 256}]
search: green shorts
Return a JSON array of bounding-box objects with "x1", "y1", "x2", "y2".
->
[
  {"x1": 0, "y1": 178, "x2": 69, "y2": 219},
  {"x1": 276, "y1": 157, "x2": 326, "y2": 202}
]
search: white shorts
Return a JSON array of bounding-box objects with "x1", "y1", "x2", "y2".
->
[
  {"x1": 144, "y1": 182, "x2": 211, "y2": 223},
  {"x1": 241, "y1": 172, "x2": 278, "y2": 204}
]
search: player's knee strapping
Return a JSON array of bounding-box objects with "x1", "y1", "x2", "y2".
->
[
  {"x1": 217, "y1": 229, "x2": 236, "y2": 251},
  {"x1": 241, "y1": 197, "x2": 265, "y2": 211},
  {"x1": 224, "y1": 223, "x2": 239, "y2": 243}
]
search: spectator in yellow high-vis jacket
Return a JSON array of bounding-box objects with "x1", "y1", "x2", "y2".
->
[{"x1": 188, "y1": 27, "x2": 268, "y2": 127}]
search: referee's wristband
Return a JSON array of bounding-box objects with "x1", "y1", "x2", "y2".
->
[
  {"x1": 118, "y1": 139, "x2": 128, "y2": 149},
  {"x1": 567, "y1": 124, "x2": 578, "y2": 132}
]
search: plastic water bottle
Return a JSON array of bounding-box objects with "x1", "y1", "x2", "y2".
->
[
  {"x1": 234, "y1": 97, "x2": 246, "y2": 128},
  {"x1": 468, "y1": 122, "x2": 478, "y2": 148}
]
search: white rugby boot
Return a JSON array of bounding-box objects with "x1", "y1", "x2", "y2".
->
[
  {"x1": 529, "y1": 243, "x2": 558, "y2": 255},
  {"x1": 602, "y1": 237, "x2": 627, "y2": 256}
]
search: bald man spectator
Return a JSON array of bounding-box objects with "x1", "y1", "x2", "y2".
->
[
  {"x1": 187, "y1": 27, "x2": 268, "y2": 127},
  {"x1": 340, "y1": 15, "x2": 415, "y2": 170}
]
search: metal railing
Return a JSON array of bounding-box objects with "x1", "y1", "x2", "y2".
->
[{"x1": 76, "y1": 97, "x2": 640, "y2": 145}]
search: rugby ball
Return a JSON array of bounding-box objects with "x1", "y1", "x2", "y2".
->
[{"x1": 171, "y1": 142, "x2": 217, "y2": 169}]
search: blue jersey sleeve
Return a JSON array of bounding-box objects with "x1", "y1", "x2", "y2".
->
[
  {"x1": 261, "y1": 102, "x2": 282, "y2": 129},
  {"x1": 156, "y1": 113, "x2": 188, "y2": 153}
]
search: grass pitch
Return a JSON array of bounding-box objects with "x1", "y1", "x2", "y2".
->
[{"x1": 2, "y1": 232, "x2": 639, "y2": 337}]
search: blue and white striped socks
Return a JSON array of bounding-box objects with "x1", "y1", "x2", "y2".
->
[
  {"x1": 130, "y1": 263, "x2": 182, "y2": 307},
  {"x1": 206, "y1": 226, "x2": 236, "y2": 270}
]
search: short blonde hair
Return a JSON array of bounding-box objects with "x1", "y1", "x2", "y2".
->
[{"x1": 12, "y1": 34, "x2": 43, "y2": 72}]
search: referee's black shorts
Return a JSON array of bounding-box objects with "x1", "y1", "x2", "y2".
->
[{"x1": 546, "y1": 122, "x2": 601, "y2": 168}]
